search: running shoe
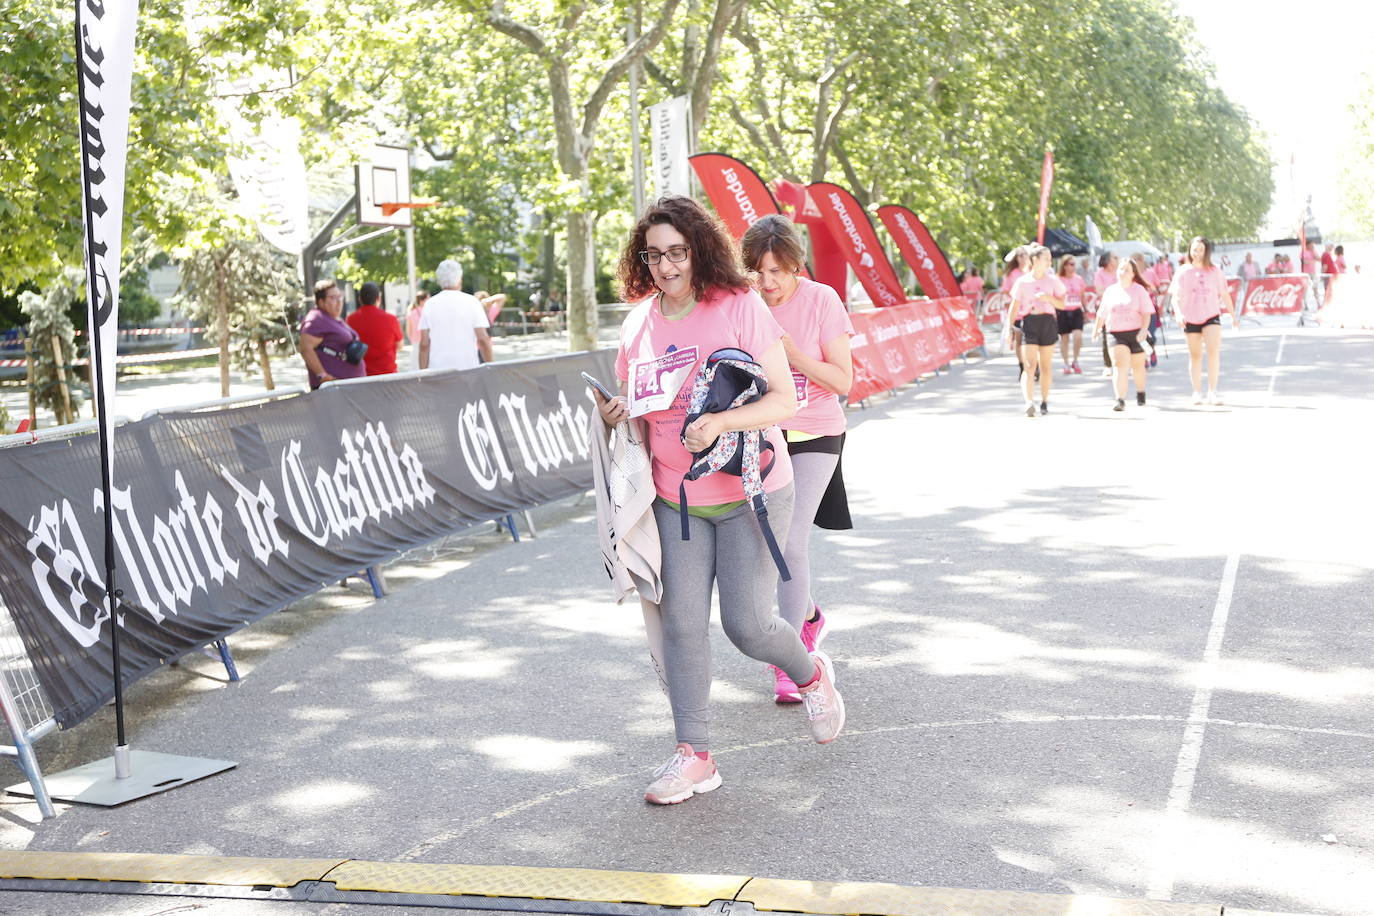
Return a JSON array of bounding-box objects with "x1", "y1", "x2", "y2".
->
[
  {"x1": 1062, "y1": 366, "x2": 1072, "y2": 375},
  {"x1": 1137, "y1": 392, "x2": 1147, "y2": 406},
  {"x1": 1039, "y1": 401, "x2": 1049, "y2": 416},
  {"x1": 1025, "y1": 403, "x2": 1037, "y2": 418},
  {"x1": 771, "y1": 665, "x2": 802, "y2": 704},
  {"x1": 1073, "y1": 362, "x2": 1083, "y2": 374},
  {"x1": 1191, "y1": 391, "x2": 1204, "y2": 405},
  {"x1": 1209, "y1": 391, "x2": 1224, "y2": 406},
  {"x1": 801, "y1": 606, "x2": 827, "y2": 652},
  {"x1": 1149, "y1": 353, "x2": 1158, "y2": 368},
  {"x1": 798, "y1": 651, "x2": 846, "y2": 744},
  {"x1": 644, "y1": 744, "x2": 722, "y2": 805},
  {"x1": 1113, "y1": 398, "x2": 1125, "y2": 412},
  {"x1": 1101, "y1": 367, "x2": 1113, "y2": 378}
]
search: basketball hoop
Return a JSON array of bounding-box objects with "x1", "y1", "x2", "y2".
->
[{"x1": 377, "y1": 198, "x2": 439, "y2": 218}]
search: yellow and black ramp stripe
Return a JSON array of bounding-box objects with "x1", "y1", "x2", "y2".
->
[{"x1": 0, "y1": 850, "x2": 1310, "y2": 915}]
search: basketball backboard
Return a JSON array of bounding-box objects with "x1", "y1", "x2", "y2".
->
[{"x1": 356, "y1": 144, "x2": 413, "y2": 228}]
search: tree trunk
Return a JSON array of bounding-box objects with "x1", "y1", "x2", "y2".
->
[
  {"x1": 50, "y1": 335, "x2": 72, "y2": 426},
  {"x1": 216, "y1": 259, "x2": 231, "y2": 398},
  {"x1": 257, "y1": 337, "x2": 275, "y2": 390},
  {"x1": 565, "y1": 206, "x2": 598, "y2": 353}
]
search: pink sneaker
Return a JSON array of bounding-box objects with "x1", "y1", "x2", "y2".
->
[
  {"x1": 800, "y1": 606, "x2": 827, "y2": 653},
  {"x1": 644, "y1": 744, "x2": 722, "y2": 805},
  {"x1": 771, "y1": 665, "x2": 802, "y2": 703},
  {"x1": 798, "y1": 650, "x2": 846, "y2": 744},
  {"x1": 1061, "y1": 365, "x2": 1072, "y2": 375},
  {"x1": 1072, "y1": 362, "x2": 1083, "y2": 374}
]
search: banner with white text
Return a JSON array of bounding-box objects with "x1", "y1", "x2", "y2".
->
[{"x1": 0, "y1": 351, "x2": 615, "y2": 728}]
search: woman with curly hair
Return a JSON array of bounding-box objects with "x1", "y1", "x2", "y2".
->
[{"x1": 596, "y1": 196, "x2": 846, "y2": 805}]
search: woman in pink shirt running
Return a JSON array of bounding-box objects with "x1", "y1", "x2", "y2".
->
[
  {"x1": 741, "y1": 214, "x2": 853, "y2": 704},
  {"x1": 1092, "y1": 258, "x2": 1154, "y2": 411},
  {"x1": 1056, "y1": 255, "x2": 1087, "y2": 374},
  {"x1": 1169, "y1": 236, "x2": 1236, "y2": 405},
  {"x1": 1006, "y1": 245, "x2": 1066, "y2": 416},
  {"x1": 598, "y1": 197, "x2": 845, "y2": 805}
]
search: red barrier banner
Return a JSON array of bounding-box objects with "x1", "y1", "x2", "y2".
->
[
  {"x1": 934, "y1": 296, "x2": 985, "y2": 353},
  {"x1": 848, "y1": 300, "x2": 963, "y2": 401},
  {"x1": 689, "y1": 153, "x2": 780, "y2": 239},
  {"x1": 875, "y1": 205, "x2": 961, "y2": 300},
  {"x1": 981, "y1": 290, "x2": 1010, "y2": 324},
  {"x1": 807, "y1": 182, "x2": 908, "y2": 308},
  {"x1": 1241, "y1": 275, "x2": 1308, "y2": 315},
  {"x1": 1226, "y1": 277, "x2": 1242, "y2": 302}
]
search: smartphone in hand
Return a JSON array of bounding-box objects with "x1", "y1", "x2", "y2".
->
[{"x1": 581, "y1": 371, "x2": 615, "y2": 401}]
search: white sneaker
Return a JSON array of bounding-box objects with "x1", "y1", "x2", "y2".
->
[
  {"x1": 798, "y1": 650, "x2": 846, "y2": 744},
  {"x1": 1209, "y1": 391, "x2": 1224, "y2": 406},
  {"x1": 1191, "y1": 391, "x2": 1204, "y2": 405}
]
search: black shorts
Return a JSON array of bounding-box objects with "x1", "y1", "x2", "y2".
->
[
  {"x1": 1110, "y1": 331, "x2": 1145, "y2": 354},
  {"x1": 1020, "y1": 313, "x2": 1059, "y2": 347},
  {"x1": 1184, "y1": 315, "x2": 1221, "y2": 334},
  {"x1": 1055, "y1": 308, "x2": 1085, "y2": 334}
]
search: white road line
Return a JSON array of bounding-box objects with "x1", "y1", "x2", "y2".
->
[{"x1": 1147, "y1": 332, "x2": 1285, "y2": 901}]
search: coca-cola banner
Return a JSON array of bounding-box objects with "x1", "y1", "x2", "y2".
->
[
  {"x1": 848, "y1": 299, "x2": 965, "y2": 401},
  {"x1": 807, "y1": 183, "x2": 908, "y2": 308},
  {"x1": 1241, "y1": 275, "x2": 1309, "y2": 315},
  {"x1": 0, "y1": 351, "x2": 615, "y2": 729},
  {"x1": 689, "y1": 152, "x2": 781, "y2": 239},
  {"x1": 876, "y1": 205, "x2": 961, "y2": 300},
  {"x1": 1226, "y1": 277, "x2": 1242, "y2": 302}
]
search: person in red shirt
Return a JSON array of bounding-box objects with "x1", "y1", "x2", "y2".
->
[{"x1": 346, "y1": 281, "x2": 403, "y2": 376}]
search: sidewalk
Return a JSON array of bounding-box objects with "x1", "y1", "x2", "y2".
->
[{"x1": 2, "y1": 328, "x2": 1372, "y2": 915}]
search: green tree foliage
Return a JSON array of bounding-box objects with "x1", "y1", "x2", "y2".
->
[
  {"x1": 18, "y1": 273, "x2": 85, "y2": 425},
  {"x1": 1339, "y1": 72, "x2": 1374, "y2": 237},
  {"x1": 4, "y1": 0, "x2": 1274, "y2": 344}
]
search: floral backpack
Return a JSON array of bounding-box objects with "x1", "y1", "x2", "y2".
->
[{"x1": 677, "y1": 347, "x2": 791, "y2": 581}]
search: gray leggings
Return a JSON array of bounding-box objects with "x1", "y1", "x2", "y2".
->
[
  {"x1": 777, "y1": 451, "x2": 839, "y2": 631},
  {"x1": 653, "y1": 484, "x2": 812, "y2": 750}
]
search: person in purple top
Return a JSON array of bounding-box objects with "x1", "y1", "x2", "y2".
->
[{"x1": 299, "y1": 279, "x2": 366, "y2": 390}]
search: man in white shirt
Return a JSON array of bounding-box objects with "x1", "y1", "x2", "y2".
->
[{"x1": 419, "y1": 259, "x2": 493, "y2": 371}]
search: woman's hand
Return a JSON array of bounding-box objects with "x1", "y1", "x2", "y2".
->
[
  {"x1": 779, "y1": 331, "x2": 801, "y2": 366},
  {"x1": 683, "y1": 413, "x2": 725, "y2": 452},
  {"x1": 596, "y1": 392, "x2": 629, "y2": 428}
]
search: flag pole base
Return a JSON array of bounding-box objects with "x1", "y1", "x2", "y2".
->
[{"x1": 6, "y1": 750, "x2": 235, "y2": 808}]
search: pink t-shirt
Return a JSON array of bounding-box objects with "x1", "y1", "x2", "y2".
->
[
  {"x1": 960, "y1": 275, "x2": 985, "y2": 296},
  {"x1": 1010, "y1": 273, "x2": 1066, "y2": 317},
  {"x1": 1169, "y1": 265, "x2": 1228, "y2": 324},
  {"x1": 1000, "y1": 267, "x2": 1024, "y2": 293},
  {"x1": 1093, "y1": 268, "x2": 1114, "y2": 293},
  {"x1": 1059, "y1": 274, "x2": 1086, "y2": 310},
  {"x1": 615, "y1": 288, "x2": 794, "y2": 505},
  {"x1": 405, "y1": 306, "x2": 423, "y2": 344},
  {"x1": 1100, "y1": 282, "x2": 1154, "y2": 332},
  {"x1": 768, "y1": 277, "x2": 854, "y2": 437},
  {"x1": 1301, "y1": 249, "x2": 1317, "y2": 275}
]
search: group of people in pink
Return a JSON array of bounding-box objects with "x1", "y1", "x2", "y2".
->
[
  {"x1": 596, "y1": 198, "x2": 850, "y2": 805},
  {"x1": 996, "y1": 236, "x2": 1235, "y2": 414}
]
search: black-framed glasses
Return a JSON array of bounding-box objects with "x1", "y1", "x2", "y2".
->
[{"x1": 639, "y1": 246, "x2": 690, "y2": 265}]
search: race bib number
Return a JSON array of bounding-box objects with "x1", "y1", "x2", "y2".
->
[
  {"x1": 629, "y1": 347, "x2": 699, "y2": 417},
  {"x1": 792, "y1": 371, "x2": 810, "y2": 408}
]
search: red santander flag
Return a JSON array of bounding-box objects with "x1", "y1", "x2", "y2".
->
[
  {"x1": 876, "y1": 205, "x2": 960, "y2": 300},
  {"x1": 807, "y1": 182, "x2": 907, "y2": 308},
  {"x1": 688, "y1": 153, "x2": 780, "y2": 239},
  {"x1": 1037, "y1": 148, "x2": 1054, "y2": 245}
]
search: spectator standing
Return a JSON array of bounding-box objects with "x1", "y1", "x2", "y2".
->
[
  {"x1": 299, "y1": 279, "x2": 366, "y2": 390},
  {"x1": 1335, "y1": 245, "x2": 1348, "y2": 273},
  {"x1": 347, "y1": 281, "x2": 403, "y2": 376},
  {"x1": 960, "y1": 266, "x2": 985, "y2": 297},
  {"x1": 420, "y1": 259, "x2": 493, "y2": 371},
  {"x1": 1238, "y1": 252, "x2": 1261, "y2": 280},
  {"x1": 1301, "y1": 241, "x2": 1318, "y2": 279},
  {"x1": 1320, "y1": 244, "x2": 1337, "y2": 278},
  {"x1": 546, "y1": 288, "x2": 565, "y2": 312},
  {"x1": 406, "y1": 290, "x2": 429, "y2": 371}
]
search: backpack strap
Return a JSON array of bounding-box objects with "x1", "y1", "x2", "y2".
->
[
  {"x1": 678, "y1": 479, "x2": 692, "y2": 542},
  {"x1": 752, "y1": 492, "x2": 791, "y2": 582}
]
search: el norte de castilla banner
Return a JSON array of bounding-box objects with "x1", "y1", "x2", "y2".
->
[{"x1": 0, "y1": 352, "x2": 615, "y2": 729}]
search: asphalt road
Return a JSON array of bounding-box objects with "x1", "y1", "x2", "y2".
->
[{"x1": 3, "y1": 325, "x2": 1372, "y2": 916}]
